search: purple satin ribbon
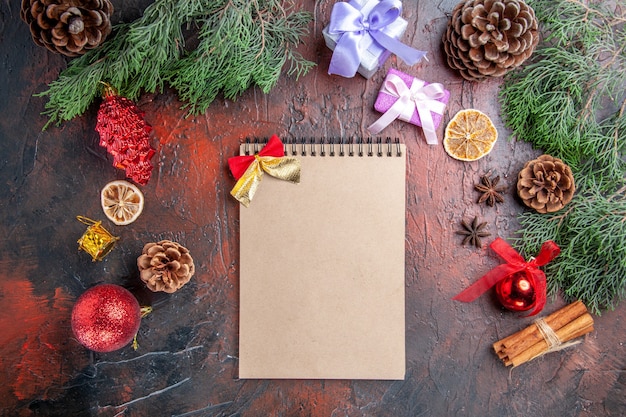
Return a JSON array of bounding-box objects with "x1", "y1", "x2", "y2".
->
[
  {"x1": 368, "y1": 73, "x2": 447, "y2": 144},
  {"x1": 328, "y1": 0, "x2": 427, "y2": 77}
]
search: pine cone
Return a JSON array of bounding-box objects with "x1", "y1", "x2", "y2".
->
[
  {"x1": 137, "y1": 240, "x2": 195, "y2": 293},
  {"x1": 442, "y1": 0, "x2": 539, "y2": 81},
  {"x1": 20, "y1": 0, "x2": 113, "y2": 57},
  {"x1": 517, "y1": 155, "x2": 576, "y2": 213}
]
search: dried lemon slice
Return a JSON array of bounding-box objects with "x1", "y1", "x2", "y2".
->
[
  {"x1": 443, "y1": 109, "x2": 498, "y2": 161},
  {"x1": 101, "y1": 180, "x2": 144, "y2": 225}
]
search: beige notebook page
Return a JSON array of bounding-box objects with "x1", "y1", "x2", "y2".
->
[{"x1": 239, "y1": 142, "x2": 406, "y2": 379}]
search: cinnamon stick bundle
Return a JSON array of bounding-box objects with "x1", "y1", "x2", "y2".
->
[{"x1": 493, "y1": 300, "x2": 594, "y2": 367}]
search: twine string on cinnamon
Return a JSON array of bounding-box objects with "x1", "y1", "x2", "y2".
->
[{"x1": 528, "y1": 318, "x2": 581, "y2": 362}]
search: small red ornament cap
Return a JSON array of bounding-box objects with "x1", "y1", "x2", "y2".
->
[{"x1": 71, "y1": 284, "x2": 141, "y2": 352}]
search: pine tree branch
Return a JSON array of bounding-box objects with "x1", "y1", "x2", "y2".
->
[
  {"x1": 579, "y1": 42, "x2": 626, "y2": 121},
  {"x1": 36, "y1": 0, "x2": 313, "y2": 128},
  {"x1": 563, "y1": 0, "x2": 626, "y2": 25},
  {"x1": 504, "y1": 0, "x2": 626, "y2": 313}
]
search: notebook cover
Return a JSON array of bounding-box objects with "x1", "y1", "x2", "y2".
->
[{"x1": 238, "y1": 142, "x2": 406, "y2": 379}]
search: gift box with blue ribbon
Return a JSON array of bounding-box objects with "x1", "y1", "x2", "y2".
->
[{"x1": 323, "y1": 0, "x2": 427, "y2": 79}]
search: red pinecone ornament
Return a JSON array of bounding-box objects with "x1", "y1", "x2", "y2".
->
[{"x1": 95, "y1": 85, "x2": 156, "y2": 185}]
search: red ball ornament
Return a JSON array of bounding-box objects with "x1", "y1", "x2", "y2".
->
[
  {"x1": 495, "y1": 272, "x2": 537, "y2": 312},
  {"x1": 71, "y1": 284, "x2": 141, "y2": 352},
  {"x1": 454, "y1": 238, "x2": 559, "y2": 317}
]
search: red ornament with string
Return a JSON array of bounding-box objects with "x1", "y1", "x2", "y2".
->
[
  {"x1": 71, "y1": 284, "x2": 141, "y2": 353},
  {"x1": 453, "y1": 238, "x2": 560, "y2": 316},
  {"x1": 95, "y1": 84, "x2": 156, "y2": 185}
]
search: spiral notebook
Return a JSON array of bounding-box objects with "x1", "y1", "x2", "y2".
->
[{"x1": 238, "y1": 138, "x2": 406, "y2": 380}]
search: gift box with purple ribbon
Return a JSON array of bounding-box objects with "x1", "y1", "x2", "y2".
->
[
  {"x1": 368, "y1": 68, "x2": 450, "y2": 145},
  {"x1": 323, "y1": 0, "x2": 427, "y2": 79}
]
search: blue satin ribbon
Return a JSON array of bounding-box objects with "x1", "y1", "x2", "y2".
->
[{"x1": 328, "y1": 0, "x2": 427, "y2": 77}]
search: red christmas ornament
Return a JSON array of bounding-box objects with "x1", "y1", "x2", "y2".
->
[
  {"x1": 95, "y1": 84, "x2": 156, "y2": 185},
  {"x1": 71, "y1": 284, "x2": 141, "y2": 352},
  {"x1": 453, "y1": 238, "x2": 560, "y2": 316},
  {"x1": 495, "y1": 271, "x2": 536, "y2": 311}
]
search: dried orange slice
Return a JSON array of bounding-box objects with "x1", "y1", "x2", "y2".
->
[
  {"x1": 101, "y1": 180, "x2": 144, "y2": 225},
  {"x1": 443, "y1": 109, "x2": 498, "y2": 161}
]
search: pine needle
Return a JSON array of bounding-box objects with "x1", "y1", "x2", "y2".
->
[{"x1": 501, "y1": 0, "x2": 626, "y2": 314}]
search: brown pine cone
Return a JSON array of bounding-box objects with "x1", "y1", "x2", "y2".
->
[
  {"x1": 137, "y1": 240, "x2": 195, "y2": 293},
  {"x1": 20, "y1": 0, "x2": 113, "y2": 57},
  {"x1": 442, "y1": 0, "x2": 539, "y2": 81},
  {"x1": 517, "y1": 155, "x2": 576, "y2": 213}
]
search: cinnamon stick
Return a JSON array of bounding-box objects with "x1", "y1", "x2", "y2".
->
[
  {"x1": 504, "y1": 312, "x2": 594, "y2": 367},
  {"x1": 492, "y1": 300, "x2": 588, "y2": 360}
]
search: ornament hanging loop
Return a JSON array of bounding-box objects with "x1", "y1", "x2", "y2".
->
[
  {"x1": 76, "y1": 215, "x2": 99, "y2": 227},
  {"x1": 99, "y1": 80, "x2": 117, "y2": 97},
  {"x1": 76, "y1": 215, "x2": 119, "y2": 261}
]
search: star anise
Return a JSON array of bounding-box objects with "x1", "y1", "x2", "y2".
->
[
  {"x1": 456, "y1": 216, "x2": 491, "y2": 248},
  {"x1": 474, "y1": 173, "x2": 506, "y2": 207}
]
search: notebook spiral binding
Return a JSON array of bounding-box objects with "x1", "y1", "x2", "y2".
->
[{"x1": 243, "y1": 137, "x2": 403, "y2": 157}]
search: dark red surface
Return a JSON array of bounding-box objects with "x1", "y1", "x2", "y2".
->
[{"x1": 1, "y1": 1, "x2": 625, "y2": 416}]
